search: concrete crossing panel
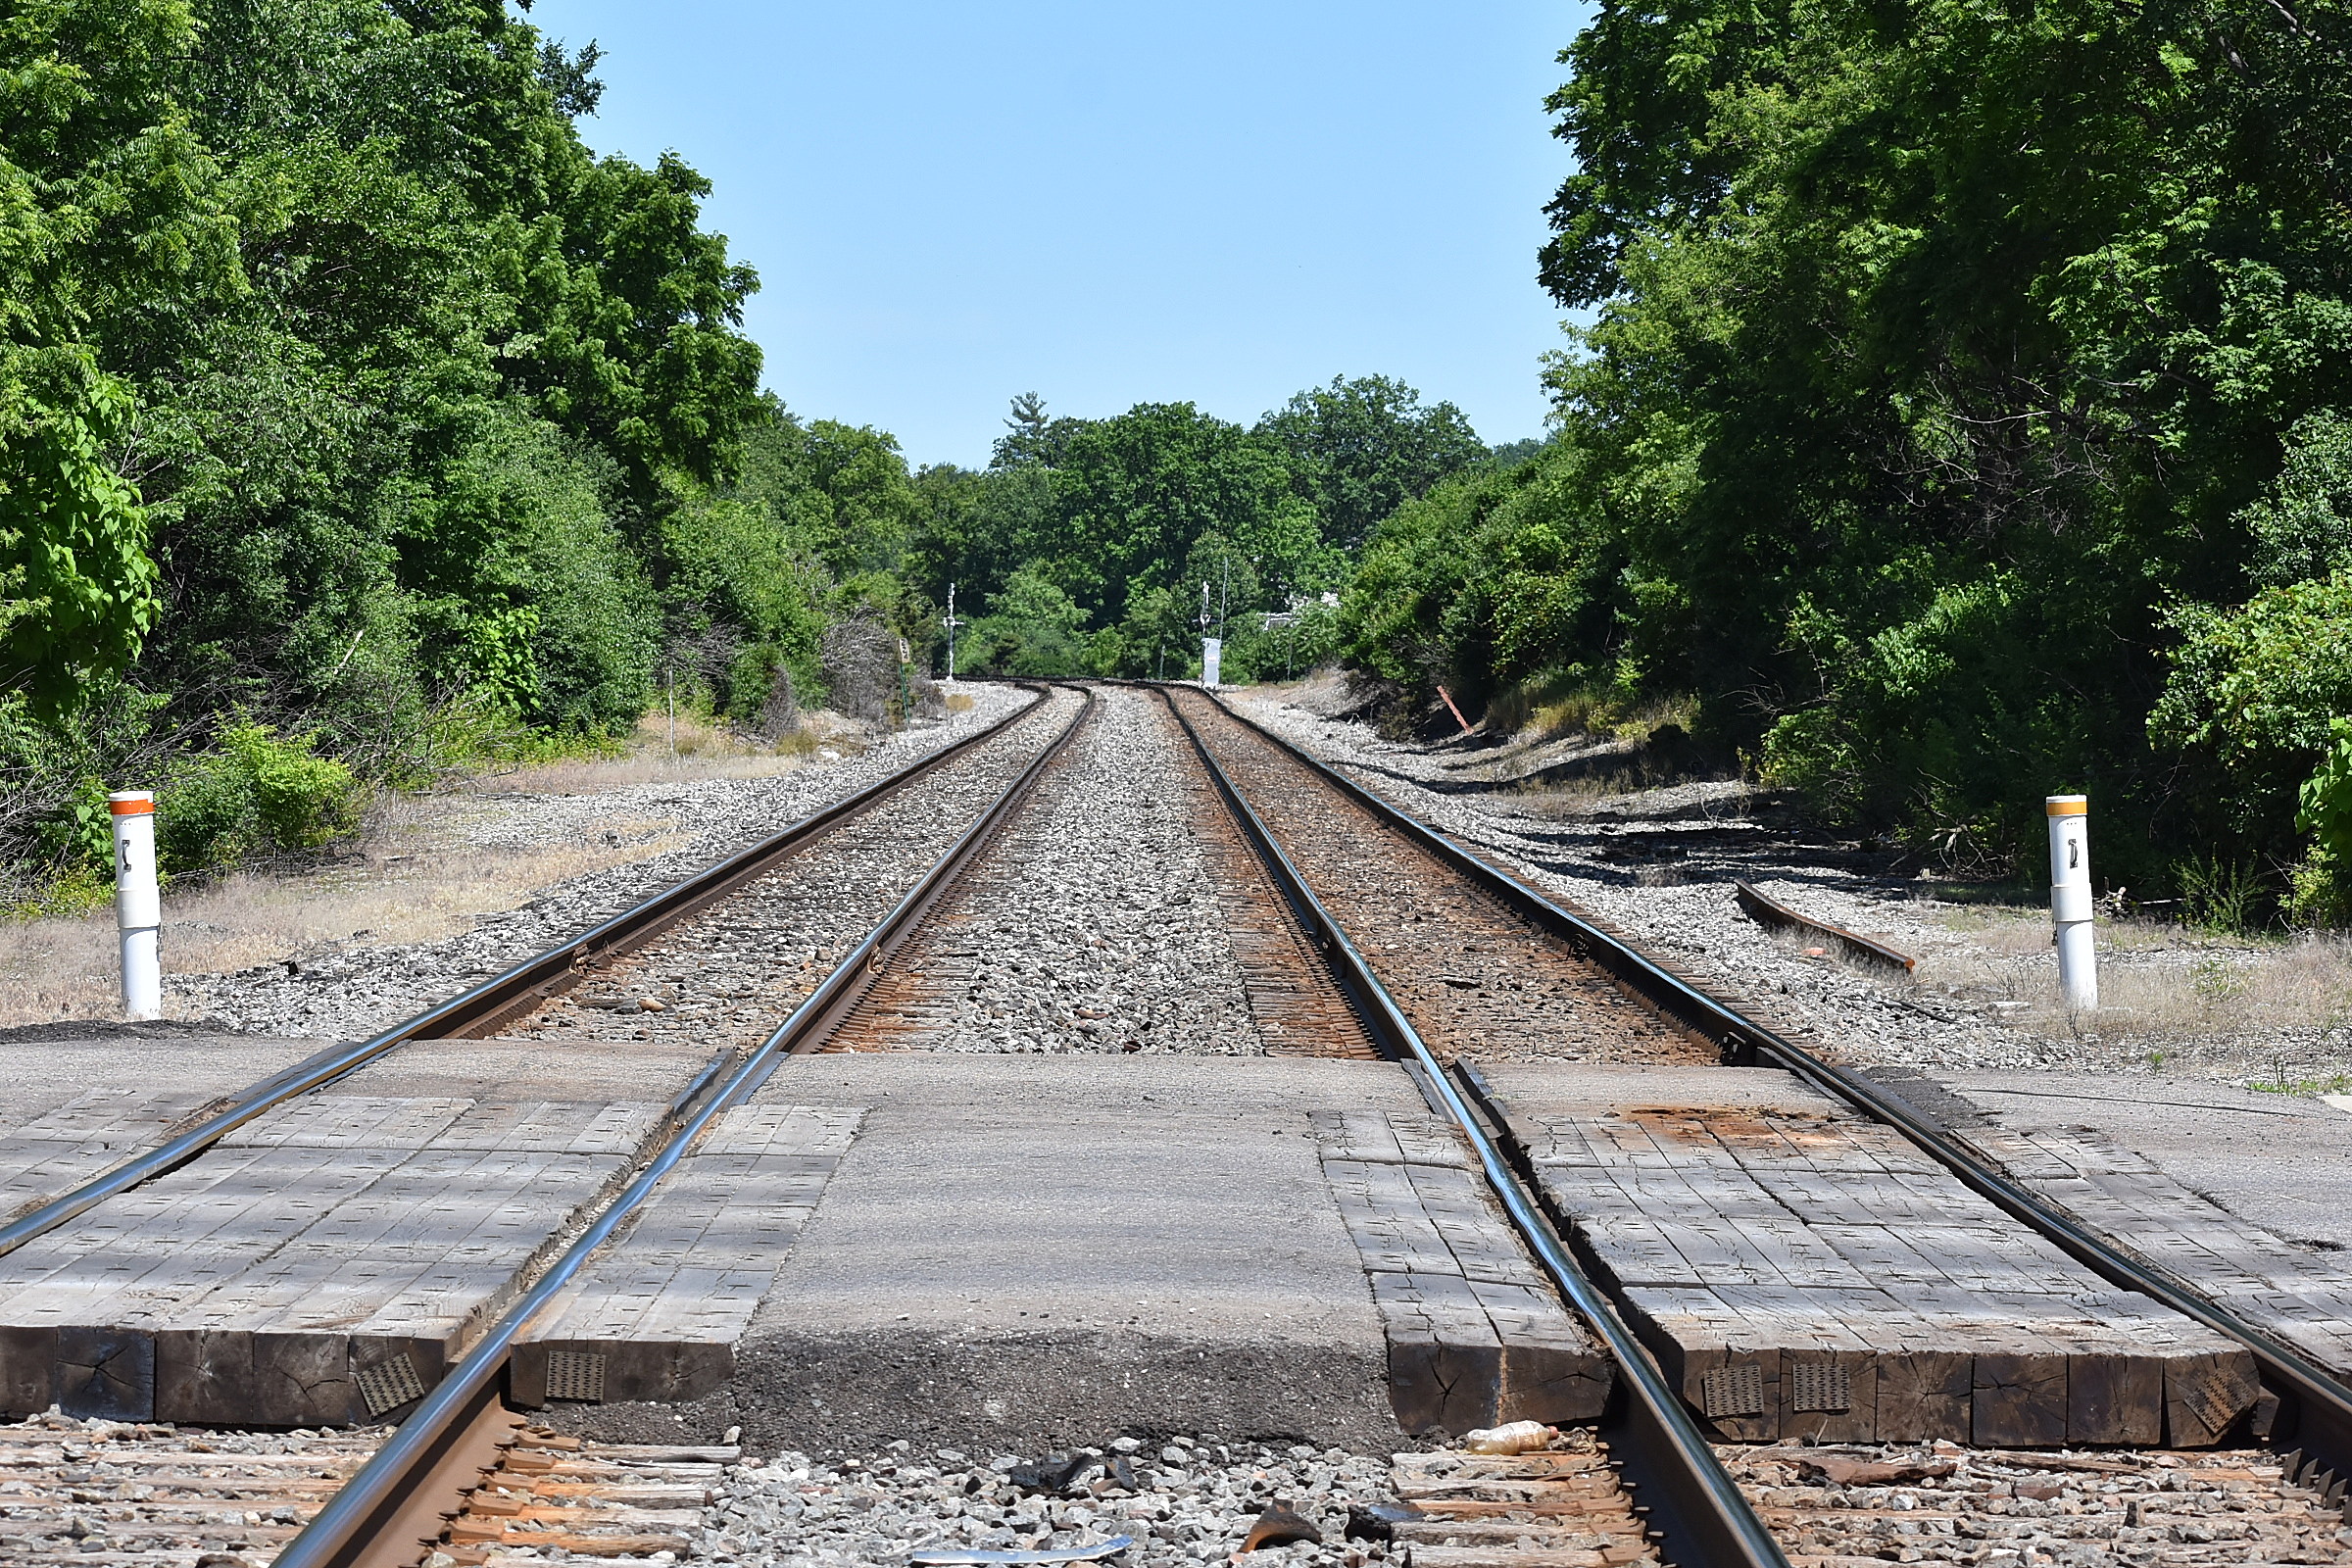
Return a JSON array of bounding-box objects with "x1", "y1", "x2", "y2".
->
[
  {"x1": 0, "y1": 1096, "x2": 661, "y2": 1424},
  {"x1": 1488, "y1": 1064, "x2": 2259, "y2": 1446}
]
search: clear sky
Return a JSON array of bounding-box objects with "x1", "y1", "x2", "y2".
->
[{"x1": 528, "y1": 2, "x2": 1585, "y2": 470}]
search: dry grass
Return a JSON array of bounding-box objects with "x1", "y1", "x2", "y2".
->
[
  {"x1": 1483, "y1": 673, "x2": 1698, "y2": 749},
  {"x1": 463, "y1": 710, "x2": 840, "y2": 796},
  {"x1": 0, "y1": 798, "x2": 700, "y2": 1025},
  {"x1": 0, "y1": 710, "x2": 863, "y2": 1025},
  {"x1": 1917, "y1": 902, "x2": 2352, "y2": 1051}
]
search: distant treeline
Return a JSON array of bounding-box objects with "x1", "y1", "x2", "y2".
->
[
  {"x1": 0, "y1": 0, "x2": 1511, "y2": 901},
  {"x1": 909, "y1": 382, "x2": 1501, "y2": 686},
  {"x1": 1335, "y1": 0, "x2": 2352, "y2": 923}
]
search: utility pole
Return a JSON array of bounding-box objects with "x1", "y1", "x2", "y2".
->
[{"x1": 943, "y1": 582, "x2": 964, "y2": 681}]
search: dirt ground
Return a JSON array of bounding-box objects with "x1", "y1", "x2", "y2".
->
[{"x1": 0, "y1": 707, "x2": 914, "y2": 1027}]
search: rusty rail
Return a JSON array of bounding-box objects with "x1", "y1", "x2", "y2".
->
[{"x1": 1732, "y1": 878, "x2": 1916, "y2": 972}]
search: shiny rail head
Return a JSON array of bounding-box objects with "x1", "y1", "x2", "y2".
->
[
  {"x1": 269, "y1": 687, "x2": 1095, "y2": 1568},
  {"x1": 1159, "y1": 679, "x2": 1788, "y2": 1568}
]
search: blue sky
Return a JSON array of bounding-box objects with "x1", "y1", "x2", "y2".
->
[{"x1": 529, "y1": 2, "x2": 1585, "y2": 469}]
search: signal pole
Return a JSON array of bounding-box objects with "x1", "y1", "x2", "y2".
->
[{"x1": 943, "y1": 583, "x2": 964, "y2": 681}]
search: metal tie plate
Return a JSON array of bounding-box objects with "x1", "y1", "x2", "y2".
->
[
  {"x1": 545, "y1": 1350, "x2": 608, "y2": 1403},
  {"x1": 1700, "y1": 1363, "x2": 1766, "y2": 1418}
]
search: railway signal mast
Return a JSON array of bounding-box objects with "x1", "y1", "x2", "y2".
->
[
  {"x1": 1199, "y1": 578, "x2": 1222, "y2": 689},
  {"x1": 942, "y1": 583, "x2": 964, "y2": 682}
]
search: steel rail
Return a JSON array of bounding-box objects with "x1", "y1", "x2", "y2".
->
[
  {"x1": 0, "y1": 685, "x2": 1048, "y2": 1265},
  {"x1": 1158, "y1": 688, "x2": 1788, "y2": 1568},
  {"x1": 1191, "y1": 685, "x2": 2352, "y2": 1478},
  {"x1": 277, "y1": 686, "x2": 1097, "y2": 1568},
  {"x1": 1732, "y1": 879, "x2": 1916, "y2": 973}
]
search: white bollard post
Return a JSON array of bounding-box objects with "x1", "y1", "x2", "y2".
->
[
  {"x1": 2047, "y1": 794, "x2": 2096, "y2": 1011},
  {"x1": 1200, "y1": 637, "x2": 1222, "y2": 690},
  {"x1": 110, "y1": 791, "x2": 162, "y2": 1021}
]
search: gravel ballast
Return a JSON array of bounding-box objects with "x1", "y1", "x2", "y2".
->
[
  {"x1": 1226, "y1": 686, "x2": 2347, "y2": 1083},
  {"x1": 171, "y1": 685, "x2": 1038, "y2": 1041},
  {"x1": 697, "y1": 1436, "x2": 1396, "y2": 1568},
  {"x1": 1719, "y1": 1442, "x2": 2352, "y2": 1566},
  {"x1": 833, "y1": 686, "x2": 1267, "y2": 1055}
]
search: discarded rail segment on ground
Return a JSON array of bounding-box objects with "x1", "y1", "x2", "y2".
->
[{"x1": 7, "y1": 680, "x2": 2352, "y2": 1568}]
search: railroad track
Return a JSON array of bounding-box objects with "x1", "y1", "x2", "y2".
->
[
  {"x1": 0, "y1": 684, "x2": 1086, "y2": 1563},
  {"x1": 0, "y1": 684, "x2": 1068, "y2": 1264},
  {"x1": 1166, "y1": 684, "x2": 2352, "y2": 1563},
  {"x1": 6, "y1": 679, "x2": 2352, "y2": 1568}
]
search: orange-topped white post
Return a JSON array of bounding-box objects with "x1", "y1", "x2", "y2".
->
[
  {"x1": 2046, "y1": 795, "x2": 2095, "y2": 1010},
  {"x1": 109, "y1": 791, "x2": 162, "y2": 1021}
]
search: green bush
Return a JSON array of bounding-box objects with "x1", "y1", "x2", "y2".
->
[
  {"x1": 39, "y1": 779, "x2": 117, "y2": 885},
  {"x1": 963, "y1": 564, "x2": 1092, "y2": 677},
  {"x1": 158, "y1": 724, "x2": 360, "y2": 871},
  {"x1": 2290, "y1": 720, "x2": 2352, "y2": 926},
  {"x1": 1338, "y1": 445, "x2": 1618, "y2": 713},
  {"x1": 400, "y1": 411, "x2": 661, "y2": 734},
  {"x1": 2175, "y1": 856, "x2": 2270, "y2": 936},
  {"x1": 2152, "y1": 572, "x2": 2352, "y2": 852},
  {"x1": 2299, "y1": 719, "x2": 2352, "y2": 859}
]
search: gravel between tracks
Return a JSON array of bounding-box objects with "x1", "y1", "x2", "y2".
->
[
  {"x1": 686, "y1": 1436, "x2": 2352, "y2": 1568},
  {"x1": 1228, "y1": 688, "x2": 2099, "y2": 1076},
  {"x1": 0, "y1": 1409, "x2": 388, "y2": 1565},
  {"x1": 169, "y1": 685, "x2": 1039, "y2": 1042},
  {"x1": 1179, "y1": 689, "x2": 1703, "y2": 1067},
  {"x1": 483, "y1": 688, "x2": 1087, "y2": 1056},
  {"x1": 700, "y1": 1436, "x2": 1396, "y2": 1568},
  {"x1": 832, "y1": 686, "x2": 1266, "y2": 1054},
  {"x1": 1720, "y1": 1442, "x2": 2352, "y2": 1567}
]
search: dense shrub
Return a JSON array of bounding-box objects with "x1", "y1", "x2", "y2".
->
[
  {"x1": 2291, "y1": 723, "x2": 2352, "y2": 927},
  {"x1": 157, "y1": 725, "x2": 360, "y2": 871},
  {"x1": 1339, "y1": 444, "x2": 1618, "y2": 716},
  {"x1": 2152, "y1": 574, "x2": 2352, "y2": 846},
  {"x1": 961, "y1": 565, "x2": 1091, "y2": 678}
]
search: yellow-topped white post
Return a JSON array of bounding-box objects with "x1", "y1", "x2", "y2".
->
[
  {"x1": 2046, "y1": 795, "x2": 2095, "y2": 1010},
  {"x1": 110, "y1": 791, "x2": 162, "y2": 1021}
]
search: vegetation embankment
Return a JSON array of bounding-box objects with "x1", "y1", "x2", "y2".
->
[{"x1": 1335, "y1": 0, "x2": 2352, "y2": 927}]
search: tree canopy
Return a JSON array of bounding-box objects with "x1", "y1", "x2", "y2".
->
[
  {"x1": 918, "y1": 381, "x2": 1491, "y2": 683},
  {"x1": 1340, "y1": 0, "x2": 2352, "y2": 910}
]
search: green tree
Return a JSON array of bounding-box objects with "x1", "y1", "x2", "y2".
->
[
  {"x1": 0, "y1": 0, "x2": 772, "y2": 886},
  {"x1": 963, "y1": 563, "x2": 1089, "y2": 677},
  {"x1": 1341, "y1": 442, "x2": 1619, "y2": 710},
  {"x1": 1383, "y1": 0, "x2": 2352, "y2": 887},
  {"x1": 0, "y1": 0, "x2": 235, "y2": 704},
  {"x1": 1256, "y1": 375, "x2": 1488, "y2": 550}
]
